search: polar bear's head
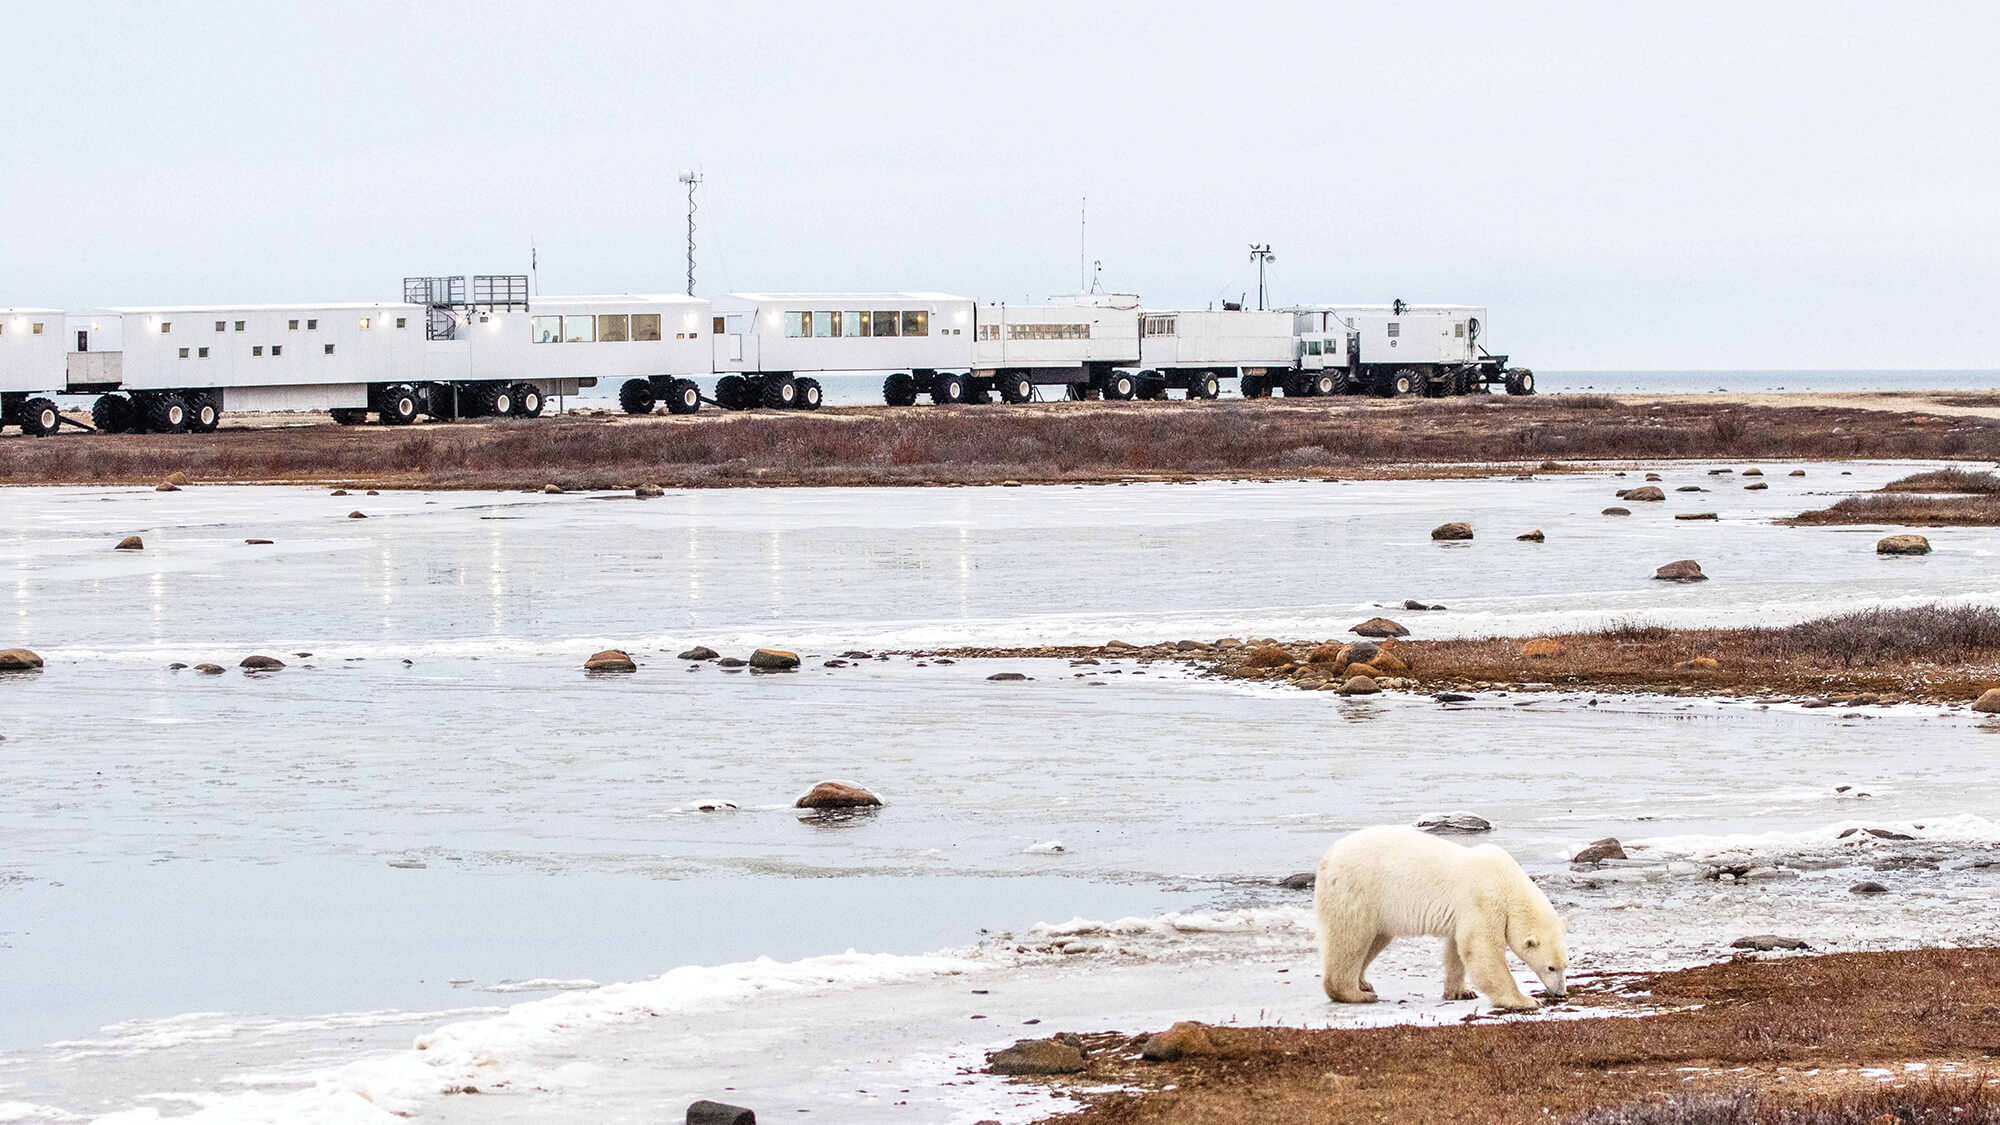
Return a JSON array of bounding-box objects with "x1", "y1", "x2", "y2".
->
[{"x1": 1508, "y1": 907, "x2": 1569, "y2": 999}]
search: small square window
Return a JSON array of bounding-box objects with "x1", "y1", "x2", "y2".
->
[
  {"x1": 252, "y1": 345, "x2": 264, "y2": 356},
  {"x1": 307, "y1": 319, "x2": 318, "y2": 330},
  {"x1": 395, "y1": 317, "x2": 407, "y2": 329},
  {"x1": 198, "y1": 347, "x2": 209, "y2": 358},
  {"x1": 272, "y1": 345, "x2": 282, "y2": 357},
  {"x1": 289, "y1": 320, "x2": 299, "y2": 330},
  {"x1": 1386, "y1": 322, "x2": 1400, "y2": 338},
  {"x1": 178, "y1": 347, "x2": 190, "y2": 358},
  {"x1": 161, "y1": 322, "x2": 173, "y2": 334},
  {"x1": 216, "y1": 321, "x2": 226, "y2": 332},
  {"x1": 31, "y1": 322, "x2": 43, "y2": 335},
  {"x1": 360, "y1": 318, "x2": 371, "y2": 330},
  {"x1": 324, "y1": 343, "x2": 335, "y2": 355},
  {"x1": 234, "y1": 321, "x2": 246, "y2": 331}
]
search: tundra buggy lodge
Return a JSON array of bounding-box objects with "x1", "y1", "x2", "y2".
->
[{"x1": 0, "y1": 277, "x2": 1532, "y2": 436}]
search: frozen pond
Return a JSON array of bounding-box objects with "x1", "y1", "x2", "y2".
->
[{"x1": 3, "y1": 467, "x2": 2000, "y2": 1123}]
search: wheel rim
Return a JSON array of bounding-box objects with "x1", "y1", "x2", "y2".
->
[
  {"x1": 1114, "y1": 377, "x2": 1131, "y2": 396},
  {"x1": 780, "y1": 384, "x2": 796, "y2": 404},
  {"x1": 199, "y1": 406, "x2": 215, "y2": 426},
  {"x1": 681, "y1": 388, "x2": 698, "y2": 408},
  {"x1": 168, "y1": 405, "x2": 184, "y2": 426},
  {"x1": 38, "y1": 409, "x2": 55, "y2": 430},
  {"x1": 396, "y1": 398, "x2": 413, "y2": 417},
  {"x1": 524, "y1": 392, "x2": 540, "y2": 412},
  {"x1": 495, "y1": 394, "x2": 512, "y2": 415},
  {"x1": 1521, "y1": 374, "x2": 1533, "y2": 391}
]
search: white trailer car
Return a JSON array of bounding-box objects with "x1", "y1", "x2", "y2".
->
[
  {"x1": 1137, "y1": 309, "x2": 1300, "y2": 400},
  {"x1": 0, "y1": 308, "x2": 71, "y2": 435},
  {"x1": 1289, "y1": 303, "x2": 1532, "y2": 397},
  {"x1": 480, "y1": 293, "x2": 710, "y2": 417},
  {"x1": 958, "y1": 295, "x2": 1142, "y2": 404},
  {"x1": 695, "y1": 293, "x2": 976, "y2": 410}
]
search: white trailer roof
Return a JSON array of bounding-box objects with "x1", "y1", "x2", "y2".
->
[
  {"x1": 1, "y1": 307, "x2": 63, "y2": 315},
  {"x1": 529, "y1": 294, "x2": 706, "y2": 307},
  {"x1": 1288, "y1": 303, "x2": 1485, "y2": 313},
  {"x1": 100, "y1": 301, "x2": 421, "y2": 314},
  {"x1": 722, "y1": 292, "x2": 970, "y2": 303}
]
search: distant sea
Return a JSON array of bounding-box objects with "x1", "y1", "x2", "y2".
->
[{"x1": 567, "y1": 369, "x2": 2000, "y2": 410}]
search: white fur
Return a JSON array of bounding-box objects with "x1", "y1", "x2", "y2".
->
[{"x1": 1312, "y1": 825, "x2": 1568, "y2": 1010}]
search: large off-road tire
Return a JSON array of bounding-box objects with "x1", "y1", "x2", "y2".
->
[
  {"x1": 1505, "y1": 368, "x2": 1536, "y2": 395},
  {"x1": 1375, "y1": 368, "x2": 1418, "y2": 398},
  {"x1": 761, "y1": 375, "x2": 798, "y2": 409},
  {"x1": 184, "y1": 391, "x2": 221, "y2": 433},
  {"x1": 18, "y1": 397, "x2": 59, "y2": 437},
  {"x1": 883, "y1": 372, "x2": 919, "y2": 407},
  {"x1": 619, "y1": 378, "x2": 657, "y2": 415},
  {"x1": 795, "y1": 377, "x2": 823, "y2": 410},
  {"x1": 92, "y1": 394, "x2": 134, "y2": 433},
  {"x1": 1102, "y1": 371, "x2": 1137, "y2": 401},
  {"x1": 999, "y1": 373, "x2": 1034, "y2": 404},
  {"x1": 479, "y1": 383, "x2": 514, "y2": 417},
  {"x1": 378, "y1": 386, "x2": 418, "y2": 424},
  {"x1": 664, "y1": 378, "x2": 701, "y2": 415},
  {"x1": 1188, "y1": 372, "x2": 1221, "y2": 400},
  {"x1": 931, "y1": 372, "x2": 967, "y2": 404},
  {"x1": 1239, "y1": 374, "x2": 1268, "y2": 399},
  {"x1": 330, "y1": 408, "x2": 368, "y2": 425},
  {"x1": 142, "y1": 392, "x2": 188, "y2": 433},
  {"x1": 510, "y1": 383, "x2": 543, "y2": 417},
  {"x1": 715, "y1": 375, "x2": 750, "y2": 410}
]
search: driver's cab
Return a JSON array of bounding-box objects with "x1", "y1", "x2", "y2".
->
[{"x1": 1298, "y1": 332, "x2": 1351, "y2": 370}]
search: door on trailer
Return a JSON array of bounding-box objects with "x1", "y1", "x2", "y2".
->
[{"x1": 713, "y1": 315, "x2": 746, "y2": 366}]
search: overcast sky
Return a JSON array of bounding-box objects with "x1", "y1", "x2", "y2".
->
[{"x1": 4, "y1": 2, "x2": 1995, "y2": 369}]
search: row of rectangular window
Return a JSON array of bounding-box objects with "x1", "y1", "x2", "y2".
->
[
  {"x1": 159, "y1": 318, "x2": 406, "y2": 334},
  {"x1": 1005, "y1": 323, "x2": 1091, "y2": 340},
  {"x1": 177, "y1": 344, "x2": 338, "y2": 358},
  {"x1": 530, "y1": 314, "x2": 677, "y2": 344},
  {"x1": 1142, "y1": 316, "x2": 1177, "y2": 337},
  {"x1": 782, "y1": 310, "x2": 934, "y2": 339},
  {"x1": 0, "y1": 322, "x2": 46, "y2": 335}
]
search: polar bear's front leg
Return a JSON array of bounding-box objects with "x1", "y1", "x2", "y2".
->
[
  {"x1": 1441, "y1": 940, "x2": 1477, "y2": 1001},
  {"x1": 1459, "y1": 927, "x2": 1537, "y2": 1011}
]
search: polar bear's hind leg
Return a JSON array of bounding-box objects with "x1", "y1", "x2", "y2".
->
[
  {"x1": 1358, "y1": 932, "x2": 1391, "y2": 994},
  {"x1": 1319, "y1": 930, "x2": 1379, "y2": 1003}
]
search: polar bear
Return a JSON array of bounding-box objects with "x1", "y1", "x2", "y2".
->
[{"x1": 1313, "y1": 825, "x2": 1567, "y2": 1011}]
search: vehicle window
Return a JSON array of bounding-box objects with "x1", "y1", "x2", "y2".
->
[
  {"x1": 812, "y1": 312, "x2": 833, "y2": 338},
  {"x1": 784, "y1": 311, "x2": 806, "y2": 338},
  {"x1": 563, "y1": 315, "x2": 596, "y2": 343},
  {"x1": 902, "y1": 310, "x2": 928, "y2": 337},
  {"x1": 632, "y1": 314, "x2": 662, "y2": 341},
  {"x1": 531, "y1": 316, "x2": 563, "y2": 343},
  {"x1": 872, "y1": 311, "x2": 898, "y2": 337},
  {"x1": 598, "y1": 314, "x2": 630, "y2": 342}
]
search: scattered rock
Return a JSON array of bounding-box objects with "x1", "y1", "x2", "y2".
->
[
  {"x1": 1849, "y1": 881, "x2": 1890, "y2": 895},
  {"x1": 988, "y1": 1037, "x2": 1086, "y2": 1075},
  {"x1": 748, "y1": 648, "x2": 800, "y2": 670},
  {"x1": 822, "y1": 658, "x2": 848, "y2": 667},
  {"x1": 1789, "y1": 469, "x2": 1806, "y2": 476},
  {"x1": 1602, "y1": 507, "x2": 1631, "y2": 517},
  {"x1": 348, "y1": 511, "x2": 367, "y2": 519},
  {"x1": 165, "y1": 471, "x2": 189, "y2": 485},
  {"x1": 1877, "y1": 535, "x2": 1931, "y2": 556},
  {"x1": 1333, "y1": 641, "x2": 1380, "y2": 667},
  {"x1": 1351, "y1": 617, "x2": 1409, "y2": 638},
  {"x1": 1571, "y1": 837, "x2": 1627, "y2": 865},
  {"x1": 167, "y1": 662, "x2": 188, "y2": 670},
  {"x1": 1744, "y1": 482, "x2": 1768, "y2": 491},
  {"x1": 1434, "y1": 691, "x2": 1474, "y2": 703},
  {"x1": 634, "y1": 484, "x2": 664, "y2": 499},
  {"x1": 678, "y1": 646, "x2": 720, "y2": 661},
  {"x1": 1402, "y1": 600, "x2": 1446, "y2": 611},
  {"x1": 1521, "y1": 638, "x2": 1566, "y2": 659},
  {"x1": 542, "y1": 484, "x2": 563, "y2": 494},
  {"x1": 1644, "y1": 473, "x2": 1663, "y2": 481},
  {"x1": 795, "y1": 781, "x2": 882, "y2": 809},
  {"x1": 1343, "y1": 662, "x2": 1384, "y2": 678},
  {"x1": 115, "y1": 535, "x2": 143, "y2": 551},
  {"x1": 1653, "y1": 559, "x2": 1707, "y2": 582},
  {"x1": 1731, "y1": 935, "x2": 1810, "y2": 951},
  {"x1": 1278, "y1": 871, "x2": 1316, "y2": 890},
  {"x1": 1430, "y1": 522, "x2": 1473, "y2": 541},
  {"x1": 0, "y1": 648, "x2": 44, "y2": 672},
  {"x1": 1141, "y1": 1021, "x2": 1216, "y2": 1063},
  {"x1": 1105, "y1": 639, "x2": 1137, "y2": 650},
  {"x1": 1675, "y1": 512, "x2": 1718, "y2": 521},
  {"x1": 988, "y1": 672, "x2": 1030, "y2": 681},
  {"x1": 687, "y1": 1100, "x2": 759, "y2": 1125},
  {"x1": 1619, "y1": 486, "x2": 1666, "y2": 502},
  {"x1": 331, "y1": 489, "x2": 348, "y2": 496},
  {"x1": 1676, "y1": 485, "x2": 1706, "y2": 492},
  {"x1": 155, "y1": 481, "x2": 180, "y2": 492},
  {"x1": 239, "y1": 655, "x2": 286, "y2": 671},
  {"x1": 366, "y1": 490, "x2": 380, "y2": 496},
  {"x1": 194, "y1": 663, "x2": 224, "y2": 675},
  {"x1": 1338, "y1": 675, "x2": 1381, "y2": 696},
  {"x1": 1024, "y1": 840, "x2": 1066, "y2": 854},
  {"x1": 1370, "y1": 648, "x2": 1410, "y2": 673},
  {"x1": 1305, "y1": 644, "x2": 1345, "y2": 665},
  {"x1": 584, "y1": 649, "x2": 637, "y2": 673},
  {"x1": 1418, "y1": 813, "x2": 1492, "y2": 834},
  {"x1": 1516, "y1": 529, "x2": 1545, "y2": 542},
  {"x1": 245, "y1": 538, "x2": 274, "y2": 545},
  {"x1": 1677, "y1": 656, "x2": 1720, "y2": 671},
  {"x1": 716, "y1": 657, "x2": 747, "y2": 668},
  {"x1": 1742, "y1": 468, "x2": 1764, "y2": 477},
  {"x1": 1971, "y1": 688, "x2": 2000, "y2": 714}
]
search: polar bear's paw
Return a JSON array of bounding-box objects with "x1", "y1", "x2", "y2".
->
[{"x1": 1443, "y1": 989, "x2": 1478, "y2": 1001}]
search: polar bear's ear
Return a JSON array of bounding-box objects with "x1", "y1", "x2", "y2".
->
[{"x1": 1522, "y1": 936, "x2": 1538, "y2": 949}]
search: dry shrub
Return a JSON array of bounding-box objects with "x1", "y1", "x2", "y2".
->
[
  {"x1": 1740, "y1": 604, "x2": 2000, "y2": 667},
  {"x1": 1883, "y1": 468, "x2": 2000, "y2": 494},
  {"x1": 1709, "y1": 412, "x2": 1748, "y2": 446},
  {"x1": 1792, "y1": 492, "x2": 2000, "y2": 525},
  {"x1": 1561, "y1": 395, "x2": 1620, "y2": 410},
  {"x1": 1602, "y1": 617, "x2": 1674, "y2": 643}
]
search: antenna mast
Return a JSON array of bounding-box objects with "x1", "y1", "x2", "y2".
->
[
  {"x1": 678, "y1": 169, "x2": 702, "y2": 296},
  {"x1": 1079, "y1": 196, "x2": 1087, "y2": 292},
  {"x1": 1249, "y1": 243, "x2": 1277, "y2": 311}
]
